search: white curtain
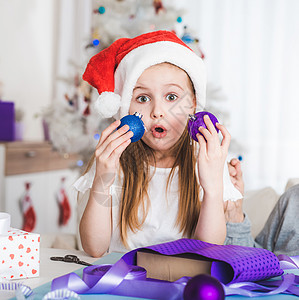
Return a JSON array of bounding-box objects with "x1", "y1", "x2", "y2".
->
[
  {"x1": 53, "y1": 0, "x2": 93, "y2": 103},
  {"x1": 177, "y1": 0, "x2": 299, "y2": 193}
]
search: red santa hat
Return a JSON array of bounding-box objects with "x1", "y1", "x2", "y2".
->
[{"x1": 83, "y1": 30, "x2": 206, "y2": 119}]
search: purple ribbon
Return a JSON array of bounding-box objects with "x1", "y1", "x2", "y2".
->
[
  {"x1": 223, "y1": 254, "x2": 299, "y2": 297},
  {"x1": 223, "y1": 273, "x2": 299, "y2": 297},
  {"x1": 51, "y1": 239, "x2": 299, "y2": 298},
  {"x1": 52, "y1": 258, "x2": 187, "y2": 299},
  {"x1": 278, "y1": 255, "x2": 299, "y2": 270}
]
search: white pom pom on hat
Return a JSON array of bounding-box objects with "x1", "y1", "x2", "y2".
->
[
  {"x1": 83, "y1": 30, "x2": 207, "y2": 119},
  {"x1": 94, "y1": 92, "x2": 121, "y2": 118}
]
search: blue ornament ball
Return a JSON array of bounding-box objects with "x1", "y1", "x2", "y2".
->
[
  {"x1": 76, "y1": 160, "x2": 84, "y2": 167},
  {"x1": 92, "y1": 39, "x2": 100, "y2": 46},
  {"x1": 181, "y1": 33, "x2": 194, "y2": 44},
  {"x1": 98, "y1": 6, "x2": 105, "y2": 14},
  {"x1": 184, "y1": 274, "x2": 225, "y2": 300},
  {"x1": 177, "y1": 16, "x2": 183, "y2": 23},
  {"x1": 94, "y1": 133, "x2": 100, "y2": 140},
  {"x1": 118, "y1": 112, "x2": 145, "y2": 143},
  {"x1": 188, "y1": 111, "x2": 219, "y2": 142}
]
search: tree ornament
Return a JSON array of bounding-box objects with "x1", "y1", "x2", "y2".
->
[
  {"x1": 83, "y1": 96, "x2": 91, "y2": 116},
  {"x1": 182, "y1": 33, "x2": 194, "y2": 44},
  {"x1": 181, "y1": 26, "x2": 195, "y2": 44},
  {"x1": 118, "y1": 112, "x2": 145, "y2": 143},
  {"x1": 188, "y1": 111, "x2": 219, "y2": 142},
  {"x1": 98, "y1": 6, "x2": 105, "y2": 14},
  {"x1": 177, "y1": 16, "x2": 183, "y2": 23},
  {"x1": 194, "y1": 38, "x2": 205, "y2": 59},
  {"x1": 92, "y1": 39, "x2": 100, "y2": 46},
  {"x1": 153, "y1": 0, "x2": 164, "y2": 14},
  {"x1": 83, "y1": 104, "x2": 90, "y2": 116},
  {"x1": 183, "y1": 274, "x2": 225, "y2": 300}
]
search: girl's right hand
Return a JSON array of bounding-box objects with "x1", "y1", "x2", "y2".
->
[{"x1": 92, "y1": 120, "x2": 133, "y2": 192}]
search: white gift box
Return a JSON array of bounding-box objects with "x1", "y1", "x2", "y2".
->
[{"x1": 0, "y1": 213, "x2": 40, "y2": 280}]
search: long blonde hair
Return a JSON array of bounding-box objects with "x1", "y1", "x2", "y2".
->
[{"x1": 118, "y1": 124, "x2": 200, "y2": 248}]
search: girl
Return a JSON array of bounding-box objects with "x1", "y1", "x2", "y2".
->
[{"x1": 74, "y1": 31, "x2": 242, "y2": 257}]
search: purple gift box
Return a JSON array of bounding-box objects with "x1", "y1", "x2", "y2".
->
[{"x1": 0, "y1": 101, "x2": 15, "y2": 141}]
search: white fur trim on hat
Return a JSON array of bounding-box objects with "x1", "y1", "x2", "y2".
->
[
  {"x1": 113, "y1": 41, "x2": 206, "y2": 119},
  {"x1": 94, "y1": 92, "x2": 121, "y2": 118}
]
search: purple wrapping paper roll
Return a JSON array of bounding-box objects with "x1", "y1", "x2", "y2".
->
[
  {"x1": 122, "y1": 238, "x2": 283, "y2": 284},
  {"x1": 0, "y1": 101, "x2": 15, "y2": 141}
]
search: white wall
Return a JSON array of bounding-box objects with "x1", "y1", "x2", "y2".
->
[
  {"x1": 174, "y1": 0, "x2": 299, "y2": 193},
  {"x1": 0, "y1": 0, "x2": 56, "y2": 140}
]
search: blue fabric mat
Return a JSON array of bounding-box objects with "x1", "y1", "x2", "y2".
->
[{"x1": 10, "y1": 253, "x2": 299, "y2": 299}]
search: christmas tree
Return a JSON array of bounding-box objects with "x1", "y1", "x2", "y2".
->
[{"x1": 42, "y1": 0, "x2": 241, "y2": 165}]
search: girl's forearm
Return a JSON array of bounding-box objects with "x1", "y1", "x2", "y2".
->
[
  {"x1": 194, "y1": 189, "x2": 226, "y2": 245},
  {"x1": 79, "y1": 189, "x2": 112, "y2": 257}
]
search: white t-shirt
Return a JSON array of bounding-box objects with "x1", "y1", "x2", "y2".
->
[{"x1": 74, "y1": 161, "x2": 242, "y2": 253}]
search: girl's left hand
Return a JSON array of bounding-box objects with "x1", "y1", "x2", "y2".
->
[{"x1": 196, "y1": 115, "x2": 231, "y2": 195}]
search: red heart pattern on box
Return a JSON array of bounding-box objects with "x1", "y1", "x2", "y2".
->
[{"x1": 0, "y1": 228, "x2": 40, "y2": 279}]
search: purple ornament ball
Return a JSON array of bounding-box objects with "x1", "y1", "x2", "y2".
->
[
  {"x1": 188, "y1": 111, "x2": 219, "y2": 142},
  {"x1": 184, "y1": 274, "x2": 225, "y2": 300}
]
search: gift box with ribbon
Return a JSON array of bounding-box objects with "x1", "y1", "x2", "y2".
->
[
  {"x1": 123, "y1": 238, "x2": 284, "y2": 284},
  {"x1": 0, "y1": 212, "x2": 40, "y2": 280},
  {"x1": 51, "y1": 238, "x2": 299, "y2": 299},
  {"x1": 0, "y1": 101, "x2": 15, "y2": 141}
]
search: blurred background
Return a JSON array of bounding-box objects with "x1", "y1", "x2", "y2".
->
[{"x1": 0, "y1": 0, "x2": 298, "y2": 233}]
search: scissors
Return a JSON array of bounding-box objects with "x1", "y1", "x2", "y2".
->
[{"x1": 50, "y1": 254, "x2": 92, "y2": 266}]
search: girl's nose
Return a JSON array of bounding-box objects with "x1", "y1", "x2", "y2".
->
[
  {"x1": 150, "y1": 102, "x2": 164, "y2": 119},
  {"x1": 152, "y1": 111, "x2": 164, "y2": 119}
]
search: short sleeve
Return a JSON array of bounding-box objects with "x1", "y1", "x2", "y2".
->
[
  {"x1": 73, "y1": 161, "x2": 122, "y2": 199},
  {"x1": 73, "y1": 162, "x2": 96, "y2": 193}
]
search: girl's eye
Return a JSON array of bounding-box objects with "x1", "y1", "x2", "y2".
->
[
  {"x1": 136, "y1": 95, "x2": 150, "y2": 103},
  {"x1": 166, "y1": 94, "x2": 178, "y2": 101}
]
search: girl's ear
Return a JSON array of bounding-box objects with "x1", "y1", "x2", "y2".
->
[{"x1": 193, "y1": 97, "x2": 197, "y2": 112}]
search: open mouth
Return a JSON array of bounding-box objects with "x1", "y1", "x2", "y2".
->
[
  {"x1": 151, "y1": 125, "x2": 167, "y2": 138},
  {"x1": 155, "y1": 127, "x2": 164, "y2": 133}
]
